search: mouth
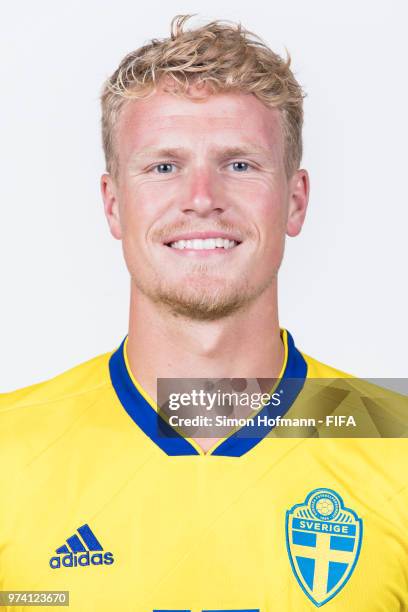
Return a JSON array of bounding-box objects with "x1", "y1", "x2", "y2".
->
[{"x1": 163, "y1": 232, "x2": 242, "y2": 255}]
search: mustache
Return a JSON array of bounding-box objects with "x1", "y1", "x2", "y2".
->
[{"x1": 152, "y1": 221, "x2": 255, "y2": 243}]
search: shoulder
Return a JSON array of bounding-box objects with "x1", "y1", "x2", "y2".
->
[
  {"x1": 301, "y1": 351, "x2": 353, "y2": 378},
  {"x1": 0, "y1": 349, "x2": 117, "y2": 467},
  {"x1": 300, "y1": 351, "x2": 408, "y2": 435},
  {"x1": 0, "y1": 350, "x2": 114, "y2": 412}
]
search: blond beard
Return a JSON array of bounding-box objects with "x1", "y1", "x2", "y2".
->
[{"x1": 133, "y1": 265, "x2": 275, "y2": 321}]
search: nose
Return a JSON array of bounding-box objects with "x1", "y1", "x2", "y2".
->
[{"x1": 181, "y1": 166, "x2": 224, "y2": 216}]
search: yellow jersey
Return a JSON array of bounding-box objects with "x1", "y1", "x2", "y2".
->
[{"x1": 0, "y1": 329, "x2": 407, "y2": 611}]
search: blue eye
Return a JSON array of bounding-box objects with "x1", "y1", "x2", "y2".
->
[
  {"x1": 231, "y1": 161, "x2": 249, "y2": 171},
  {"x1": 155, "y1": 163, "x2": 174, "y2": 173}
]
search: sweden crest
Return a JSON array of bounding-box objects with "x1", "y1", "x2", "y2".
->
[{"x1": 286, "y1": 488, "x2": 362, "y2": 607}]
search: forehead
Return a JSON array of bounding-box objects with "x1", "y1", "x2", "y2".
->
[{"x1": 116, "y1": 88, "x2": 284, "y2": 160}]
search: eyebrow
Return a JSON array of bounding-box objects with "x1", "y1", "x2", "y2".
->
[
  {"x1": 129, "y1": 147, "x2": 188, "y2": 162},
  {"x1": 129, "y1": 144, "x2": 272, "y2": 162}
]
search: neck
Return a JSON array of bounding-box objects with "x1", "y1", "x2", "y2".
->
[{"x1": 126, "y1": 280, "x2": 284, "y2": 452}]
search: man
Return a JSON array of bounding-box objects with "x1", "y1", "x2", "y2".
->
[{"x1": 0, "y1": 14, "x2": 407, "y2": 612}]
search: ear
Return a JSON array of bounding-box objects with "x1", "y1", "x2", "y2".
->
[
  {"x1": 286, "y1": 169, "x2": 310, "y2": 237},
  {"x1": 100, "y1": 173, "x2": 122, "y2": 240}
]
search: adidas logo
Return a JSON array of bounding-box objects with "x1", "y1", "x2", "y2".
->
[{"x1": 49, "y1": 523, "x2": 114, "y2": 569}]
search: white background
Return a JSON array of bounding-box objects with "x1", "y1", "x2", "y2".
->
[{"x1": 1, "y1": 0, "x2": 407, "y2": 391}]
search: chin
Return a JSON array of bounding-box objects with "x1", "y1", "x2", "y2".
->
[
  {"x1": 133, "y1": 268, "x2": 275, "y2": 320},
  {"x1": 158, "y1": 295, "x2": 251, "y2": 321},
  {"x1": 151, "y1": 281, "x2": 254, "y2": 321}
]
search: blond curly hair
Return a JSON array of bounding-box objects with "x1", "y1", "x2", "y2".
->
[{"x1": 101, "y1": 14, "x2": 305, "y2": 179}]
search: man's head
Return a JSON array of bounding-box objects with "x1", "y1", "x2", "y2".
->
[{"x1": 100, "y1": 15, "x2": 309, "y2": 321}]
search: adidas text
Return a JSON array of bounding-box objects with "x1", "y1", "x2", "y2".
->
[{"x1": 49, "y1": 551, "x2": 114, "y2": 569}]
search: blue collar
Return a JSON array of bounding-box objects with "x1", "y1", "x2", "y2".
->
[{"x1": 109, "y1": 329, "x2": 307, "y2": 457}]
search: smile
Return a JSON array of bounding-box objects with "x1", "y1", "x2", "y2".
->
[{"x1": 169, "y1": 238, "x2": 239, "y2": 250}]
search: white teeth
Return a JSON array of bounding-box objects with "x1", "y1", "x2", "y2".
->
[{"x1": 169, "y1": 238, "x2": 238, "y2": 250}]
